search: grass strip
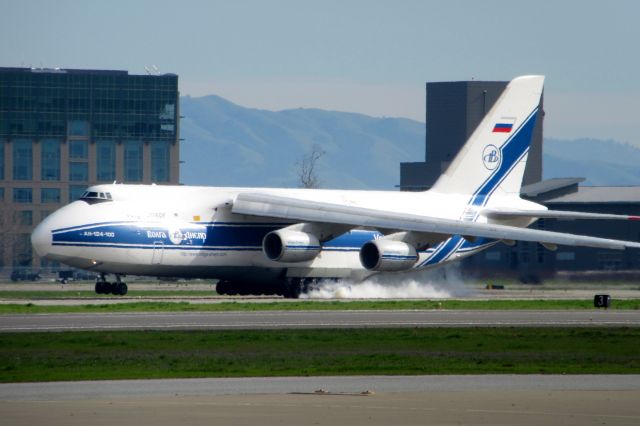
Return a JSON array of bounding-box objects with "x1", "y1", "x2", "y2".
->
[
  {"x1": 0, "y1": 328, "x2": 638, "y2": 382},
  {"x1": 0, "y1": 290, "x2": 216, "y2": 299},
  {"x1": 1, "y1": 299, "x2": 640, "y2": 314}
]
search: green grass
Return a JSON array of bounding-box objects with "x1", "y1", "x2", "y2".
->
[
  {"x1": 0, "y1": 290, "x2": 216, "y2": 299},
  {"x1": 1, "y1": 299, "x2": 640, "y2": 314},
  {"x1": 0, "y1": 328, "x2": 638, "y2": 382}
]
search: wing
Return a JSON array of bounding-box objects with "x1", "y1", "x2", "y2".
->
[
  {"x1": 232, "y1": 192, "x2": 640, "y2": 251},
  {"x1": 484, "y1": 208, "x2": 640, "y2": 221}
]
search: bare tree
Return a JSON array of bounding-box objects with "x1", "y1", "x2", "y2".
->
[{"x1": 296, "y1": 144, "x2": 325, "y2": 189}]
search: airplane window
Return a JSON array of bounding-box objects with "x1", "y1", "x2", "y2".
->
[{"x1": 80, "y1": 190, "x2": 113, "y2": 204}]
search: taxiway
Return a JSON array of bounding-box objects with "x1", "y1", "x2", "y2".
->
[{"x1": 1, "y1": 309, "x2": 639, "y2": 332}]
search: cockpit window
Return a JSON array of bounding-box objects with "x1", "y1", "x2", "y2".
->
[{"x1": 80, "y1": 191, "x2": 113, "y2": 204}]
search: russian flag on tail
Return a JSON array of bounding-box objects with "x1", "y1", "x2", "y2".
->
[
  {"x1": 493, "y1": 118, "x2": 516, "y2": 133},
  {"x1": 493, "y1": 123, "x2": 513, "y2": 133}
]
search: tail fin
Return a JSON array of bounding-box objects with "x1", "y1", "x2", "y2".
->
[{"x1": 431, "y1": 75, "x2": 544, "y2": 201}]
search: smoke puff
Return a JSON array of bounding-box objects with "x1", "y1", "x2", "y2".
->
[{"x1": 301, "y1": 264, "x2": 473, "y2": 299}]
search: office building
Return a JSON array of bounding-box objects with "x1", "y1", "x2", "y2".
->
[{"x1": 0, "y1": 67, "x2": 180, "y2": 272}]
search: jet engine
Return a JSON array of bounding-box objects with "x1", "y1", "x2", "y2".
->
[
  {"x1": 359, "y1": 239, "x2": 418, "y2": 272},
  {"x1": 263, "y1": 229, "x2": 321, "y2": 262}
]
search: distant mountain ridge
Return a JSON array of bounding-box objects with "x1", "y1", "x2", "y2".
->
[
  {"x1": 179, "y1": 95, "x2": 424, "y2": 189},
  {"x1": 179, "y1": 94, "x2": 640, "y2": 188},
  {"x1": 543, "y1": 138, "x2": 640, "y2": 186}
]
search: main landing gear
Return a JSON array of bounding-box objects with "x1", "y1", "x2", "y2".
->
[
  {"x1": 215, "y1": 278, "x2": 322, "y2": 299},
  {"x1": 95, "y1": 273, "x2": 128, "y2": 296}
]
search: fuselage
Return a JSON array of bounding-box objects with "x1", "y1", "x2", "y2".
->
[{"x1": 31, "y1": 183, "x2": 540, "y2": 284}]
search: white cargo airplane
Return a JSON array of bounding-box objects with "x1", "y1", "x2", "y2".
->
[{"x1": 31, "y1": 76, "x2": 640, "y2": 297}]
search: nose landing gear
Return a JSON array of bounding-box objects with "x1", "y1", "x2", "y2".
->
[{"x1": 95, "y1": 273, "x2": 128, "y2": 296}]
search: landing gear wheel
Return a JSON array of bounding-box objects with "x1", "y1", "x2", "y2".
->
[
  {"x1": 116, "y1": 282, "x2": 128, "y2": 296},
  {"x1": 94, "y1": 274, "x2": 127, "y2": 296},
  {"x1": 237, "y1": 283, "x2": 252, "y2": 296},
  {"x1": 217, "y1": 280, "x2": 236, "y2": 295},
  {"x1": 283, "y1": 279, "x2": 303, "y2": 299},
  {"x1": 109, "y1": 282, "x2": 126, "y2": 296}
]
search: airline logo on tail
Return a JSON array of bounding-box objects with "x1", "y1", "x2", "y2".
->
[{"x1": 482, "y1": 144, "x2": 501, "y2": 170}]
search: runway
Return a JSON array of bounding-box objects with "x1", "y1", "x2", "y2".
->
[
  {"x1": 3, "y1": 375, "x2": 640, "y2": 400},
  {"x1": 2, "y1": 376, "x2": 639, "y2": 426},
  {"x1": 2, "y1": 309, "x2": 640, "y2": 332},
  {"x1": 3, "y1": 282, "x2": 640, "y2": 301}
]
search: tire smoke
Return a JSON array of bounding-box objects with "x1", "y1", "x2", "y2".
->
[{"x1": 301, "y1": 265, "x2": 473, "y2": 299}]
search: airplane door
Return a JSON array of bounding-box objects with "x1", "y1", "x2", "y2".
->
[{"x1": 152, "y1": 242, "x2": 164, "y2": 265}]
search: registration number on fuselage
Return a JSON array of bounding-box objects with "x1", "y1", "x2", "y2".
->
[{"x1": 82, "y1": 231, "x2": 115, "y2": 238}]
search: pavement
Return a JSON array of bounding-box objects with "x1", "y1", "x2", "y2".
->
[
  {"x1": 2, "y1": 282, "x2": 640, "y2": 425},
  {"x1": 1, "y1": 282, "x2": 640, "y2": 304},
  {"x1": 2, "y1": 309, "x2": 640, "y2": 332},
  {"x1": 2, "y1": 376, "x2": 640, "y2": 426}
]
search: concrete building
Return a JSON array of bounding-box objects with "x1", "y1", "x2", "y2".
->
[{"x1": 0, "y1": 67, "x2": 180, "y2": 273}]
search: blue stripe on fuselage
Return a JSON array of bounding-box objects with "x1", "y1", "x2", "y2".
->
[
  {"x1": 53, "y1": 223, "x2": 279, "y2": 248},
  {"x1": 51, "y1": 223, "x2": 384, "y2": 252}
]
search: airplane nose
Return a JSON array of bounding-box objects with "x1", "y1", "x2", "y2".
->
[{"x1": 31, "y1": 219, "x2": 52, "y2": 258}]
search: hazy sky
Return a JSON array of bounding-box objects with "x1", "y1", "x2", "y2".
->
[{"x1": 2, "y1": 0, "x2": 639, "y2": 144}]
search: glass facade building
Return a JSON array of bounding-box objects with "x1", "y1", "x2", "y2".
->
[{"x1": 0, "y1": 67, "x2": 180, "y2": 272}]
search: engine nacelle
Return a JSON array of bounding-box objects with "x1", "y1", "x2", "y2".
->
[
  {"x1": 263, "y1": 230, "x2": 321, "y2": 263},
  {"x1": 359, "y1": 239, "x2": 418, "y2": 272}
]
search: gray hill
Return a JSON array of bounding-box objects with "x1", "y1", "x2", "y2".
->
[
  {"x1": 179, "y1": 95, "x2": 424, "y2": 189},
  {"x1": 543, "y1": 138, "x2": 640, "y2": 186},
  {"x1": 179, "y1": 95, "x2": 640, "y2": 188}
]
